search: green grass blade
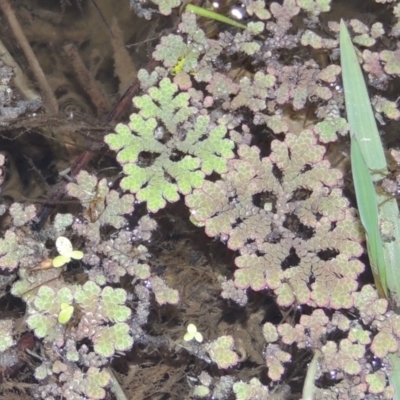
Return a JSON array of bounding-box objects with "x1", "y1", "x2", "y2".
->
[
  {"x1": 186, "y1": 4, "x2": 247, "y2": 30},
  {"x1": 340, "y1": 19, "x2": 400, "y2": 302},
  {"x1": 389, "y1": 355, "x2": 400, "y2": 397},
  {"x1": 351, "y1": 136, "x2": 386, "y2": 296},
  {"x1": 340, "y1": 18, "x2": 400, "y2": 398},
  {"x1": 350, "y1": 137, "x2": 380, "y2": 236},
  {"x1": 340, "y1": 20, "x2": 387, "y2": 178},
  {"x1": 302, "y1": 350, "x2": 322, "y2": 400},
  {"x1": 341, "y1": 18, "x2": 388, "y2": 296}
]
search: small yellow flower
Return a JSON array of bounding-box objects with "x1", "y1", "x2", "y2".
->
[{"x1": 184, "y1": 323, "x2": 203, "y2": 343}]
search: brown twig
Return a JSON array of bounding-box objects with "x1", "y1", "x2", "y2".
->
[
  {"x1": 0, "y1": 38, "x2": 40, "y2": 102},
  {"x1": 63, "y1": 43, "x2": 110, "y2": 116},
  {"x1": 107, "y1": 58, "x2": 157, "y2": 123},
  {"x1": 111, "y1": 16, "x2": 138, "y2": 95},
  {"x1": 0, "y1": 0, "x2": 58, "y2": 114}
]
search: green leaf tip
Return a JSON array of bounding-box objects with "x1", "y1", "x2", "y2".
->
[{"x1": 186, "y1": 4, "x2": 247, "y2": 30}]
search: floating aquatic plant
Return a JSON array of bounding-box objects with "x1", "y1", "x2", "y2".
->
[{"x1": 2, "y1": 0, "x2": 400, "y2": 398}]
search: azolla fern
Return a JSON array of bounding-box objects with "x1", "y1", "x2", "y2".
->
[{"x1": 105, "y1": 77, "x2": 234, "y2": 212}]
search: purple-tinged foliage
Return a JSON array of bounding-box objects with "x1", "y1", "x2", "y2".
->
[
  {"x1": 9, "y1": 203, "x2": 36, "y2": 227},
  {"x1": 272, "y1": 62, "x2": 334, "y2": 110},
  {"x1": 187, "y1": 130, "x2": 363, "y2": 308},
  {"x1": 366, "y1": 371, "x2": 389, "y2": 395},
  {"x1": 276, "y1": 310, "x2": 330, "y2": 349},
  {"x1": 24, "y1": 281, "x2": 134, "y2": 359},
  {"x1": 270, "y1": 0, "x2": 300, "y2": 22},
  {"x1": 45, "y1": 363, "x2": 110, "y2": 400},
  {"x1": 221, "y1": 278, "x2": 248, "y2": 306},
  {"x1": 297, "y1": 0, "x2": 331, "y2": 17},
  {"x1": 67, "y1": 171, "x2": 134, "y2": 235},
  {"x1": 264, "y1": 344, "x2": 291, "y2": 381},
  {"x1": 380, "y1": 48, "x2": 400, "y2": 75},
  {"x1": 393, "y1": 3, "x2": 400, "y2": 36},
  {"x1": 261, "y1": 114, "x2": 289, "y2": 134},
  {"x1": 93, "y1": 323, "x2": 133, "y2": 357},
  {"x1": 0, "y1": 230, "x2": 29, "y2": 270},
  {"x1": 370, "y1": 312, "x2": 400, "y2": 357},
  {"x1": 229, "y1": 72, "x2": 276, "y2": 112},
  {"x1": 314, "y1": 116, "x2": 349, "y2": 143},
  {"x1": 301, "y1": 29, "x2": 338, "y2": 49},
  {"x1": 354, "y1": 285, "x2": 388, "y2": 325},
  {"x1": 246, "y1": 1, "x2": 271, "y2": 20},
  {"x1": 363, "y1": 50, "x2": 385, "y2": 78},
  {"x1": 147, "y1": 0, "x2": 181, "y2": 16},
  {"x1": 149, "y1": 276, "x2": 179, "y2": 305},
  {"x1": 372, "y1": 95, "x2": 400, "y2": 120},
  {"x1": 349, "y1": 19, "x2": 384, "y2": 47},
  {"x1": 233, "y1": 378, "x2": 271, "y2": 400},
  {"x1": 206, "y1": 72, "x2": 239, "y2": 101},
  {"x1": 262, "y1": 322, "x2": 278, "y2": 343},
  {"x1": 85, "y1": 231, "x2": 151, "y2": 283},
  {"x1": 206, "y1": 335, "x2": 239, "y2": 369},
  {"x1": 317, "y1": 64, "x2": 341, "y2": 83}
]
